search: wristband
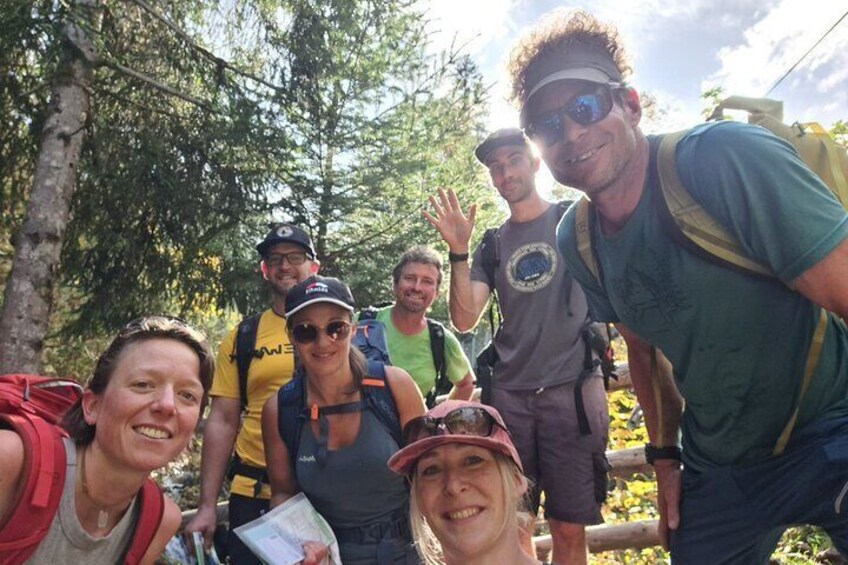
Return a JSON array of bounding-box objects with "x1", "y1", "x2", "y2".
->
[
  {"x1": 448, "y1": 252, "x2": 469, "y2": 263},
  {"x1": 644, "y1": 443, "x2": 682, "y2": 465}
]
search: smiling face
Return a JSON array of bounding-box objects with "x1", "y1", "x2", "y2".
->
[
  {"x1": 393, "y1": 261, "x2": 440, "y2": 314},
  {"x1": 484, "y1": 145, "x2": 540, "y2": 205},
  {"x1": 524, "y1": 79, "x2": 641, "y2": 197},
  {"x1": 413, "y1": 444, "x2": 518, "y2": 562},
  {"x1": 288, "y1": 303, "x2": 353, "y2": 376},
  {"x1": 262, "y1": 242, "x2": 317, "y2": 298},
  {"x1": 82, "y1": 338, "x2": 204, "y2": 473}
]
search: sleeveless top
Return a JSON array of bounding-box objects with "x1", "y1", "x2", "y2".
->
[
  {"x1": 295, "y1": 409, "x2": 416, "y2": 565},
  {"x1": 25, "y1": 438, "x2": 140, "y2": 565}
]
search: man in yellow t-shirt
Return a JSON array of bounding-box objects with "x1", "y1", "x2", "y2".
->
[{"x1": 186, "y1": 224, "x2": 319, "y2": 564}]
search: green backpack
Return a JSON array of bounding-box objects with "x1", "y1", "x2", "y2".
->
[{"x1": 573, "y1": 96, "x2": 848, "y2": 455}]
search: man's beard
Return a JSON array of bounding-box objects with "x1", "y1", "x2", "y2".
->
[{"x1": 396, "y1": 293, "x2": 430, "y2": 314}]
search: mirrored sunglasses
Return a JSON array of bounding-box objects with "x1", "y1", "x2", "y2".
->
[
  {"x1": 403, "y1": 406, "x2": 504, "y2": 445},
  {"x1": 525, "y1": 83, "x2": 622, "y2": 147},
  {"x1": 290, "y1": 320, "x2": 351, "y2": 344}
]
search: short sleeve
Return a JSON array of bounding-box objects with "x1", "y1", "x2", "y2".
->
[
  {"x1": 209, "y1": 327, "x2": 240, "y2": 399},
  {"x1": 677, "y1": 122, "x2": 848, "y2": 282},
  {"x1": 469, "y1": 240, "x2": 493, "y2": 288}
]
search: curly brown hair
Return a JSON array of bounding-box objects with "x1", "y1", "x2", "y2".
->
[{"x1": 506, "y1": 9, "x2": 632, "y2": 108}]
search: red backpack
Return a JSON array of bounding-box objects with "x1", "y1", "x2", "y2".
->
[{"x1": 0, "y1": 374, "x2": 165, "y2": 565}]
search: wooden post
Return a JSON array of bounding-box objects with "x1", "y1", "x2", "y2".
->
[{"x1": 533, "y1": 519, "x2": 661, "y2": 553}]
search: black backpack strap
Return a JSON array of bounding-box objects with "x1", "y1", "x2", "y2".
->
[
  {"x1": 358, "y1": 306, "x2": 379, "y2": 321},
  {"x1": 276, "y1": 371, "x2": 307, "y2": 483},
  {"x1": 424, "y1": 319, "x2": 448, "y2": 408},
  {"x1": 361, "y1": 361, "x2": 403, "y2": 447},
  {"x1": 479, "y1": 227, "x2": 500, "y2": 289},
  {"x1": 479, "y1": 227, "x2": 504, "y2": 336},
  {"x1": 232, "y1": 312, "x2": 262, "y2": 413}
]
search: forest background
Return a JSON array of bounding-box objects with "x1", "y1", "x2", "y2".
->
[{"x1": 1, "y1": 1, "x2": 845, "y2": 562}]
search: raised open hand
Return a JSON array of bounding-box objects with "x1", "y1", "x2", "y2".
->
[{"x1": 422, "y1": 188, "x2": 477, "y2": 253}]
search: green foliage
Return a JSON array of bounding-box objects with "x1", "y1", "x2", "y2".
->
[
  {"x1": 700, "y1": 86, "x2": 725, "y2": 120},
  {"x1": 1, "y1": 0, "x2": 491, "y2": 351}
]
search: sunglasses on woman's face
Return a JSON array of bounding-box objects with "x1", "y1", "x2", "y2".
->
[
  {"x1": 524, "y1": 83, "x2": 622, "y2": 147},
  {"x1": 290, "y1": 320, "x2": 351, "y2": 344},
  {"x1": 403, "y1": 406, "x2": 504, "y2": 445}
]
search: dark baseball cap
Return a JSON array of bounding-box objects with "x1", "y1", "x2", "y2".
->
[
  {"x1": 256, "y1": 224, "x2": 316, "y2": 258},
  {"x1": 474, "y1": 127, "x2": 533, "y2": 164},
  {"x1": 284, "y1": 275, "x2": 356, "y2": 319}
]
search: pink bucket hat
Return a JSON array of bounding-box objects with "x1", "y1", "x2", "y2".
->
[{"x1": 388, "y1": 400, "x2": 523, "y2": 476}]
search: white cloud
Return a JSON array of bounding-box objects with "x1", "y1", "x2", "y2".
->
[{"x1": 704, "y1": 0, "x2": 848, "y2": 123}]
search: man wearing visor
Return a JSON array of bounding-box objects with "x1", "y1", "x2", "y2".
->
[
  {"x1": 424, "y1": 124, "x2": 609, "y2": 564},
  {"x1": 509, "y1": 8, "x2": 848, "y2": 563}
]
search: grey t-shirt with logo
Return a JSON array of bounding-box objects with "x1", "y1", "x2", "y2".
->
[{"x1": 471, "y1": 204, "x2": 590, "y2": 390}]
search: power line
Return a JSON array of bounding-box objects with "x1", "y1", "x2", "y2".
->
[{"x1": 765, "y1": 9, "x2": 848, "y2": 97}]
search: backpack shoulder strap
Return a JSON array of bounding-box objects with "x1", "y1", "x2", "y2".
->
[
  {"x1": 234, "y1": 312, "x2": 262, "y2": 412},
  {"x1": 358, "y1": 307, "x2": 379, "y2": 321},
  {"x1": 424, "y1": 319, "x2": 447, "y2": 408},
  {"x1": 574, "y1": 197, "x2": 602, "y2": 285},
  {"x1": 122, "y1": 479, "x2": 165, "y2": 565},
  {"x1": 361, "y1": 361, "x2": 403, "y2": 447},
  {"x1": 276, "y1": 372, "x2": 307, "y2": 482},
  {"x1": 655, "y1": 130, "x2": 774, "y2": 278},
  {"x1": 479, "y1": 227, "x2": 500, "y2": 290},
  {"x1": 426, "y1": 319, "x2": 446, "y2": 379},
  {"x1": 0, "y1": 415, "x2": 67, "y2": 565}
]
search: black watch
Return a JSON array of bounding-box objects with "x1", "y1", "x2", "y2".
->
[
  {"x1": 448, "y1": 251, "x2": 469, "y2": 263},
  {"x1": 644, "y1": 443, "x2": 682, "y2": 465}
]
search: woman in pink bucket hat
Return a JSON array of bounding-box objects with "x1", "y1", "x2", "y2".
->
[{"x1": 388, "y1": 399, "x2": 539, "y2": 565}]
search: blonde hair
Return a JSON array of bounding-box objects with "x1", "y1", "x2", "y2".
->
[
  {"x1": 506, "y1": 8, "x2": 631, "y2": 108},
  {"x1": 409, "y1": 452, "x2": 529, "y2": 565}
]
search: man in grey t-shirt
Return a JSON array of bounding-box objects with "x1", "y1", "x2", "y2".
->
[{"x1": 424, "y1": 128, "x2": 609, "y2": 565}]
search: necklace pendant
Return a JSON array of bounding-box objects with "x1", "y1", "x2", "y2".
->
[{"x1": 97, "y1": 510, "x2": 108, "y2": 529}]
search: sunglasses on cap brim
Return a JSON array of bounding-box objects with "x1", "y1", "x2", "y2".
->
[
  {"x1": 402, "y1": 406, "x2": 506, "y2": 445},
  {"x1": 524, "y1": 82, "x2": 624, "y2": 147}
]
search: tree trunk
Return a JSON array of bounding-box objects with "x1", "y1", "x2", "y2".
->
[{"x1": 0, "y1": 0, "x2": 99, "y2": 373}]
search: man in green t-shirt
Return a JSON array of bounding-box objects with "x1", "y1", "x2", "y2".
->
[{"x1": 375, "y1": 246, "x2": 474, "y2": 402}]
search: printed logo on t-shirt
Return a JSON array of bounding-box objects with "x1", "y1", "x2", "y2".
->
[
  {"x1": 249, "y1": 343, "x2": 295, "y2": 360},
  {"x1": 298, "y1": 454, "x2": 316, "y2": 463},
  {"x1": 506, "y1": 242, "x2": 557, "y2": 292}
]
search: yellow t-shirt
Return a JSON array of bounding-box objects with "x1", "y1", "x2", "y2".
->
[{"x1": 210, "y1": 309, "x2": 295, "y2": 498}]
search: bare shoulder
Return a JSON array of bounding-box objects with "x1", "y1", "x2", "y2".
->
[
  {"x1": 384, "y1": 365, "x2": 417, "y2": 394},
  {"x1": 0, "y1": 429, "x2": 25, "y2": 470},
  {"x1": 139, "y1": 496, "x2": 182, "y2": 565},
  {"x1": 0, "y1": 429, "x2": 26, "y2": 519},
  {"x1": 384, "y1": 366, "x2": 425, "y2": 427}
]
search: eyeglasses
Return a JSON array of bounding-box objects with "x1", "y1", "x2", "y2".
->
[
  {"x1": 265, "y1": 251, "x2": 311, "y2": 267},
  {"x1": 290, "y1": 320, "x2": 351, "y2": 344},
  {"x1": 524, "y1": 83, "x2": 622, "y2": 147},
  {"x1": 403, "y1": 406, "x2": 504, "y2": 445}
]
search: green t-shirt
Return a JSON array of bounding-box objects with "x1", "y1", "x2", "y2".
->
[
  {"x1": 372, "y1": 306, "x2": 472, "y2": 396},
  {"x1": 557, "y1": 121, "x2": 848, "y2": 471}
]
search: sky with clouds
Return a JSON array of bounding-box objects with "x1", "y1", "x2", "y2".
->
[{"x1": 424, "y1": 0, "x2": 848, "y2": 134}]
